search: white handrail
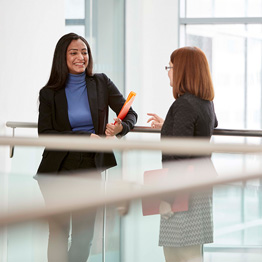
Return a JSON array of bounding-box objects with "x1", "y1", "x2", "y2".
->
[
  {"x1": 6, "y1": 121, "x2": 262, "y2": 136},
  {"x1": 5, "y1": 121, "x2": 262, "y2": 158},
  {"x1": 1, "y1": 135, "x2": 262, "y2": 226},
  {"x1": 6, "y1": 122, "x2": 37, "y2": 128},
  {"x1": 1, "y1": 135, "x2": 262, "y2": 154}
]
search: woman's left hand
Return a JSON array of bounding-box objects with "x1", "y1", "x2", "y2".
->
[
  {"x1": 105, "y1": 118, "x2": 123, "y2": 136},
  {"x1": 159, "y1": 201, "x2": 174, "y2": 220}
]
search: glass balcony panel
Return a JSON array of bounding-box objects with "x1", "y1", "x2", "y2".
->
[
  {"x1": 1, "y1": 146, "x2": 262, "y2": 261},
  {"x1": 1, "y1": 171, "x2": 106, "y2": 262},
  {"x1": 121, "y1": 151, "x2": 262, "y2": 261}
]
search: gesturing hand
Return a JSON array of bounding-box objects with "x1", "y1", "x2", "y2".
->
[
  {"x1": 105, "y1": 118, "x2": 123, "y2": 136},
  {"x1": 147, "y1": 113, "x2": 164, "y2": 129}
]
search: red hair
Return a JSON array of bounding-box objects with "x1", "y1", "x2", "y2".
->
[{"x1": 170, "y1": 46, "x2": 214, "y2": 101}]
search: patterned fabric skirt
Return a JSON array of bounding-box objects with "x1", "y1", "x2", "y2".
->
[{"x1": 159, "y1": 189, "x2": 213, "y2": 247}]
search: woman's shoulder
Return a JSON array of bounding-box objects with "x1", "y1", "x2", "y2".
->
[
  {"x1": 165, "y1": 95, "x2": 198, "y2": 120},
  {"x1": 179, "y1": 93, "x2": 212, "y2": 108},
  {"x1": 39, "y1": 86, "x2": 58, "y2": 99},
  {"x1": 92, "y1": 73, "x2": 116, "y2": 88},
  {"x1": 170, "y1": 94, "x2": 195, "y2": 110},
  {"x1": 178, "y1": 93, "x2": 217, "y2": 122},
  {"x1": 40, "y1": 86, "x2": 53, "y2": 94},
  {"x1": 180, "y1": 93, "x2": 199, "y2": 102},
  {"x1": 92, "y1": 73, "x2": 108, "y2": 81}
]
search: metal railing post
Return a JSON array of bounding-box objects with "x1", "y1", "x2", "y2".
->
[{"x1": 10, "y1": 127, "x2": 15, "y2": 158}]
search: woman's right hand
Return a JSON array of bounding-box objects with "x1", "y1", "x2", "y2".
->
[
  {"x1": 90, "y1": 133, "x2": 101, "y2": 139},
  {"x1": 147, "y1": 113, "x2": 164, "y2": 129}
]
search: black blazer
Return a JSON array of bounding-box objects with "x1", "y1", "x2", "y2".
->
[
  {"x1": 161, "y1": 93, "x2": 218, "y2": 162},
  {"x1": 37, "y1": 73, "x2": 137, "y2": 174}
]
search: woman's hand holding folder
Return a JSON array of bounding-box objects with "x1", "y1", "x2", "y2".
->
[
  {"x1": 105, "y1": 118, "x2": 123, "y2": 136},
  {"x1": 105, "y1": 91, "x2": 136, "y2": 137}
]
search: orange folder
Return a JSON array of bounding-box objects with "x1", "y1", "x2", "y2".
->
[
  {"x1": 114, "y1": 91, "x2": 136, "y2": 124},
  {"x1": 142, "y1": 168, "x2": 189, "y2": 216}
]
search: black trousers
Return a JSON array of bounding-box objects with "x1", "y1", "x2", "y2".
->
[
  {"x1": 59, "y1": 151, "x2": 96, "y2": 173},
  {"x1": 38, "y1": 152, "x2": 98, "y2": 262}
]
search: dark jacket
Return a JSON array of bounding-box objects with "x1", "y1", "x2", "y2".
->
[
  {"x1": 159, "y1": 93, "x2": 217, "y2": 247},
  {"x1": 161, "y1": 93, "x2": 218, "y2": 161},
  {"x1": 37, "y1": 73, "x2": 137, "y2": 174}
]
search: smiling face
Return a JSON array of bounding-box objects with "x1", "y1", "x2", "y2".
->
[{"x1": 66, "y1": 39, "x2": 89, "y2": 74}]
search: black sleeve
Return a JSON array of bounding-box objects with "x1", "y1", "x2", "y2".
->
[
  {"x1": 212, "y1": 101, "x2": 218, "y2": 128},
  {"x1": 102, "y1": 73, "x2": 138, "y2": 137}
]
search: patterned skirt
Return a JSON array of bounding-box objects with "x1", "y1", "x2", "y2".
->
[{"x1": 159, "y1": 190, "x2": 213, "y2": 247}]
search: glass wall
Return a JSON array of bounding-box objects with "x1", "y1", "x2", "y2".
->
[
  {"x1": 1, "y1": 149, "x2": 262, "y2": 262},
  {"x1": 179, "y1": 0, "x2": 262, "y2": 259},
  {"x1": 183, "y1": 0, "x2": 262, "y2": 18},
  {"x1": 179, "y1": 0, "x2": 262, "y2": 130},
  {"x1": 65, "y1": 1, "x2": 125, "y2": 261},
  {"x1": 65, "y1": 0, "x2": 125, "y2": 94}
]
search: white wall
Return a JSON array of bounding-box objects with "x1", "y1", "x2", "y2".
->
[
  {"x1": 126, "y1": 0, "x2": 179, "y2": 128},
  {"x1": 124, "y1": 1, "x2": 179, "y2": 261},
  {"x1": 0, "y1": 1, "x2": 64, "y2": 261},
  {"x1": 0, "y1": 0, "x2": 65, "y2": 173}
]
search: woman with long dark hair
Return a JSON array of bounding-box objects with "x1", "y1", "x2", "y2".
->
[{"x1": 37, "y1": 33, "x2": 137, "y2": 262}]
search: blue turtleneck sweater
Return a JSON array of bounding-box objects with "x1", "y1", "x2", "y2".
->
[{"x1": 65, "y1": 72, "x2": 95, "y2": 133}]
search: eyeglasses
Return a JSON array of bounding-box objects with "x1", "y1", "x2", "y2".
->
[{"x1": 165, "y1": 66, "x2": 173, "y2": 71}]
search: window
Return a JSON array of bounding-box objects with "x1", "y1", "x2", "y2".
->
[
  {"x1": 179, "y1": 0, "x2": 262, "y2": 130},
  {"x1": 179, "y1": 2, "x2": 262, "y2": 258},
  {"x1": 65, "y1": 0, "x2": 125, "y2": 92}
]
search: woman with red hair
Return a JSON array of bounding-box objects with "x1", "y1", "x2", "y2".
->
[{"x1": 148, "y1": 46, "x2": 218, "y2": 262}]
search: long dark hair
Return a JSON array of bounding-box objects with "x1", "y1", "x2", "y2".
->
[{"x1": 43, "y1": 33, "x2": 93, "y2": 90}]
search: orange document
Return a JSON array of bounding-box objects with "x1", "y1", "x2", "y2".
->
[
  {"x1": 142, "y1": 168, "x2": 189, "y2": 216},
  {"x1": 114, "y1": 91, "x2": 136, "y2": 124}
]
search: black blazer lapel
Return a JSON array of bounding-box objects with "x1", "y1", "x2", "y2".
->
[
  {"x1": 86, "y1": 77, "x2": 99, "y2": 133},
  {"x1": 54, "y1": 89, "x2": 72, "y2": 131}
]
